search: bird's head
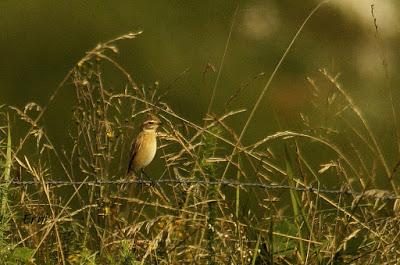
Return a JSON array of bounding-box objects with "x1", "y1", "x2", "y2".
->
[{"x1": 141, "y1": 115, "x2": 162, "y2": 132}]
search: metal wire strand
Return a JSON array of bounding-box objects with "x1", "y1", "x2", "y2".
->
[{"x1": 4, "y1": 178, "x2": 399, "y2": 200}]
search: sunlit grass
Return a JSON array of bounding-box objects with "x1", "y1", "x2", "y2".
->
[{"x1": 1, "y1": 3, "x2": 400, "y2": 264}]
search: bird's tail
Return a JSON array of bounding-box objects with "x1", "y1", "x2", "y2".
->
[
  {"x1": 120, "y1": 170, "x2": 136, "y2": 192},
  {"x1": 121, "y1": 171, "x2": 142, "y2": 221}
]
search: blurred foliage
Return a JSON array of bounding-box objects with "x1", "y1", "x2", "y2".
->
[
  {"x1": 1, "y1": 1, "x2": 400, "y2": 263},
  {"x1": 2, "y1": 0, "x2": 399, "y2": 134}
]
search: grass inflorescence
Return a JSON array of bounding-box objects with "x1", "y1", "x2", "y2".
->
[{"x1": 2, "y1": 5, "x2": 400, "y2": 264}]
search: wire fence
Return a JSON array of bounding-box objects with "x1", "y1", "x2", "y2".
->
[{"x1": 4, "y1": 178, "x2": 400, "y2": 200}]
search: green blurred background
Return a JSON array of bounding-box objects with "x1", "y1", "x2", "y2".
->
[{"x1": 1, "y1": 0, "x2": 400, "y2": 186}]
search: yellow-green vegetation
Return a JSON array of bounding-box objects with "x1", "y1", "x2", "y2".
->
[{"x1": 1, "y1": 10, "x2": 400, "y2": 265}]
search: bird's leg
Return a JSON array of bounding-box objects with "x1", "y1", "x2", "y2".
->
[
  {"x1": 136, "y1": 170, "x2": 144, "y2": 184},
  {"x1": 141, "y1": 169, "x2": 155, "y2": 186}
]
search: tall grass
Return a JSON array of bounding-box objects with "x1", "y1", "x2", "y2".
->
[{"x1": 1, "y1": 3, "x2": 400, "y2": 264}]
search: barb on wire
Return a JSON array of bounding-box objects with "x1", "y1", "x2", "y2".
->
[{"x1": 3, "y1": 178, "x2": 399, "y2": 200}]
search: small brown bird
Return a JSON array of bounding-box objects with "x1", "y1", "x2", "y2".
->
[
  {"x1": 122, "y1": 115, "x2": 161, "y2": 218},
  {"x1": 127, "y1": 115, "x2": 161, "y2": 178}
]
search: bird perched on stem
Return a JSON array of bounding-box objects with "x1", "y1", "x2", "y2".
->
[
  {"x1": 126, "y1": 114, "x2": 162, "y2": 181},
  {"x1": 122, "y1": 114, "x2": 161, "y2": 219}
]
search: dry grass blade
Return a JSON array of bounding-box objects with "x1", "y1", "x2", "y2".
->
[{"x1": 2, "y1": 6, "x2": 400, "y2": 263}]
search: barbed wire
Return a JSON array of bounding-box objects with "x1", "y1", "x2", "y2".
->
[{"x1": 3, "y1": 178, "x2": 399, "y2": 200}]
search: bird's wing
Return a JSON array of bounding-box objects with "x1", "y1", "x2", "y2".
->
[{"x1": 126, "y1": 134, "x2": 143, "y2": 175}]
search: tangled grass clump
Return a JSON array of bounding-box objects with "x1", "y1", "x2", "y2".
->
[{"x1": 1, "y1": 23, "x2": 400, "y2": 265}]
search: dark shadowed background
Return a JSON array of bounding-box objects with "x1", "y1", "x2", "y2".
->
[{"x1": 1, "y1": 0, "x2": 400, "y2": 187}]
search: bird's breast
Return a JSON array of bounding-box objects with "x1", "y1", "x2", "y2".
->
[{"x1": 133, "y1": 133, "x2": 157, "y2": 170}]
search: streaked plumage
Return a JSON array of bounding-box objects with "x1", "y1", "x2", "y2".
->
[{"x1": 127, "y1": 115, "x2": 161, "y2": 175}]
